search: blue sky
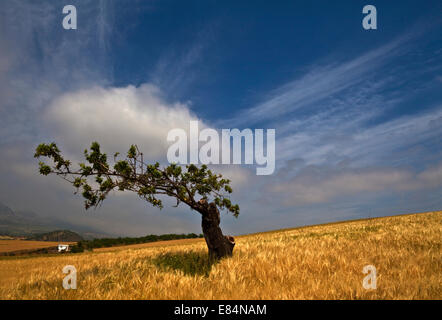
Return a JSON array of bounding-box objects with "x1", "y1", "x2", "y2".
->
[{"x1": 0, "y1": 0, "x2": 441, "y2": 236}]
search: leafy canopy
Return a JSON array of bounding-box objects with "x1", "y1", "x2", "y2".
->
[{"x1": 34, "y1": 142, "x2": 240, "y2": 217}]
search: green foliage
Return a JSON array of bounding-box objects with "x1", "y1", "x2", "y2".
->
[
  {"x1": 76, "y1": 233, "x2": 203, "y2": 251},
  {"x1": 127, "y1": 145, "x2": 137, "y2": 159},
  {"x1": 34, "y1": 142, "x2": 240, "y2": 217},
  {"x1": 84, "y1": 141, "x2": 109, "y2": 173},
  {"x1": 152, "y1": 251, "x2": 215, "y2": 277},
  {"x1": 70, "y1": 242, "x2": 85, "y2": 253},
  {"x1": 34, "y1": 143, "x2": 70, "y2": 172},
  {"x1": 38, "y1": 162, "x2": 51, "y2": 176},
  {"x1": 114, "y1": 160, "x2": 132, "y2": 176}
]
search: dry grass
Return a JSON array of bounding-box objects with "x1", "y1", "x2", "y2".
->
[
  {"x1": 0, "y1": 211, "x2": 440, "y2": 299},
  {"x1": 93, "y1": 238, "x2": 205, "y2": 252},
  {"x1": 0, "y1": 240, "x2": 73, "y2": 253}
]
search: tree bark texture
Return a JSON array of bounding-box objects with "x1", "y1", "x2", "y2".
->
[{"x1": 197, "y1": 200, "x2": 235, "y2": 260}]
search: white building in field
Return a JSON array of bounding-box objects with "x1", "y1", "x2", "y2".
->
[{"x1": 58, "y1": 244, "x2": 69, "y2": 252}]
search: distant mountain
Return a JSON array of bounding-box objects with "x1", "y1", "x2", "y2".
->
[
  {"x1": 0, "y1": 201, "x2": 111, "y2": 239},
  {"x1": 27, "y1": 230, "x2": 84, "y2": 242},
  {"x1": 0, "y1": 203, "x2": 15, "y2": 220},
  {"x1": 15, "y1": 210, "x2": 38, "y2": 220}
]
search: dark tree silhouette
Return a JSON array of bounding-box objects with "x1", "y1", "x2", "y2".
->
[{"x1": 34, "y1": 142, "x2": 239, "y2": 260}]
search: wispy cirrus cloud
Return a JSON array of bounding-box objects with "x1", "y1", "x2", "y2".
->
[
  {"x1": 217, "y1": 22, "x2": 442, "y2": 175},
  {"x1": 150, "y1": 22, "x2": 221, "y2": 99},
  {"x1": 268, "y1": 161, "x2": 442, "y2": 207},
  {"x1": 216, "y1": 22, "x2": 442, "y2": 218},
  {"x1": 223, "y1": 32, "x2": 413, "y2": 128},
  {"x1": 276, "y1": 105, "x2": 442, "y2": 168}
]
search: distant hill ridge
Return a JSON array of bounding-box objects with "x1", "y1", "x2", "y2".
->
[
  {"x1": 0, "y1": 200, "x2": 110, "y2": 239},
  {"x1": 27, "y1": 230, "x2": 84, "y2": 242}
]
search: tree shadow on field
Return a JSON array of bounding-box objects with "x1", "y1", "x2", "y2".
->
[{"x1": 152, "y1": 251, "x2": 218, "y2": 277}]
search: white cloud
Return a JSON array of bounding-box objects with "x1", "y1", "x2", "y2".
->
[
  {"x1": 44, "y1": 84, "x2": 200, "y2": 161},
  {"x1": 276, "y1": 106, "x2": 442, "y2": 168},
  {"x1": 208, "y1": 165, "x2": 254, "y2": 190},
  {"x1": 41, "y1": 83, "x2": 254, "y2": 192},
  {"x1": 270, "y1": 163, "x2": 442, "y2": 206}
]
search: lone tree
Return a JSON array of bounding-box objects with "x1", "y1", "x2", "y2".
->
[{"x1": 34, "y1": 142, "x2": 239, "y2": 260}]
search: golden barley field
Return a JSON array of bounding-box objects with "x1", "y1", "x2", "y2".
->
[{"x1": 0, "y1": 211, "x2": 440, "y2": 300}]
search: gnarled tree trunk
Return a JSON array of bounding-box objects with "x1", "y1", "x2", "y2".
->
[{"x1": 197, "y1": 200, "x2": 235, "y2": 260}]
